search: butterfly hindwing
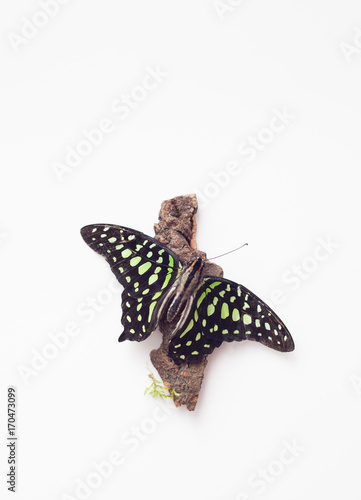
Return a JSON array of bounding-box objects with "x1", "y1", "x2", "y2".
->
[
  {"x1": 81, "y1": 224, "x2": 182, "y2": 341},
  {"x1": 169, "y1": 277, "x2": 294, "y2": 364}
]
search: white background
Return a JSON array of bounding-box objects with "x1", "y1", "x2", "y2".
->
[{"x1": 1, "y1": 1, "x2": 361, "y2": 499}]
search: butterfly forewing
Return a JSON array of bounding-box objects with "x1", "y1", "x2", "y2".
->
[
  {"x1": 169, "y1": 277, "x2": 294, "y2": 364},
  {"x1": 81, "y1": 224, "x2": 182, "y2": 341}
]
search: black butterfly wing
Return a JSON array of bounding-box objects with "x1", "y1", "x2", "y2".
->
[
  {"x1": 169, "y1": 277, "x2": 294, "y2": 364},
  {"x1": 81, "y1": 224, "x2": 182, "y2": 342}
]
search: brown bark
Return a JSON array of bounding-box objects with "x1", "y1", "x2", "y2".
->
[{"x1": 150, "y1": 194, "x2": 223, "y2": 411}]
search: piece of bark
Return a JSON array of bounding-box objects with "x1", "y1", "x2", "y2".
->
[{"x1": 150, "y1": 194, "x2": 223, "y2": 411}]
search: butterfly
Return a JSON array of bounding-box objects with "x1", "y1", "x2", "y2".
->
[{"x1": 81, "y1": 224, "x2": 294, "y2": 365}]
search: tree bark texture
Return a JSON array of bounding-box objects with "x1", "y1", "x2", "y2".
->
[{"x1": 150, "y1": 194, "x2": 223, "y2": 411}]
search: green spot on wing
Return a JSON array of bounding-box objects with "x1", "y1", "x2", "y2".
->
[
  {"x1": 121, "y1": 249, "x2": 132, "y2": 258},
  {"x1": 207, "y1": 304, "x2": 215, "y2": 316},
  {"x1": 232, "y1": 308, "x2": 240, "y2": 321},
  {"x1": 130, "y1": 256, "x2": 141, "y2": 267},
  {"x1": 221, "y1": 302, "x2": 229, "y2": 319},
  {"x1": 161, "y1": 271, "x2": 172, "y2": 290},
  {"x1": 148, "y1": 274, "x2": 158, "y2": 285},
  {"x1": 197, "y1": 292, "x2": 206, "y2": 308},
  {"x1": 209, "y1": 281, "x2": 221, "y2": 289},
  {"x1": 243, "y1": 314, "x2": 252, "y2": 325},
  {"x1": 148, "y1": 301, "x2": 157, "y2": 322},
  {"x1": 138, "y1": 262, "x2": 152, "y2": 275},
  {"x1": 180, "y1": 319, "x2": 194, "y2": 338}
]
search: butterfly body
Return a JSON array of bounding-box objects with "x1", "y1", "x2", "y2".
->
[
  {"x1": 81, "y1": 224, "x2": 294, "y2": 365},
  {"x1": 164, "y1": 257, "x2": 204, "y2": 324}
]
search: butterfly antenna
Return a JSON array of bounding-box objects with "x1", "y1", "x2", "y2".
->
[{"x1": 208, "y1": 243, "x2": 248, "y2": 261}]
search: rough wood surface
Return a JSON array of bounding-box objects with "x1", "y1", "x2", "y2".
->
[{"x1": 150, "y1": 194, "x2": 223, "y2": 411}]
